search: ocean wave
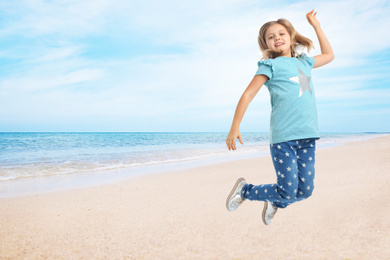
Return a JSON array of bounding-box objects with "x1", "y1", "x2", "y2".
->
[{"x1": 0, "y1": 132, "x2": 386, "y2": 182}]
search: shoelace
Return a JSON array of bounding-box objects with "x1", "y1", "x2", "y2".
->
[
  {"x1": 232, "y1": 195, "x2": 243, "y2": 204},
  {"x1": 267, "y1": 206, "x2": 277, "y2": 218}
]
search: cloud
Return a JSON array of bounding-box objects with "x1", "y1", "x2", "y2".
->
[{"x1": 0, "y1": 0, "x2": 112, "y2": 37}]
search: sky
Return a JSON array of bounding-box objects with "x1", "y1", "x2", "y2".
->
[{"x1": 0, "y1": 0, "x2": 389, "y2": 133}]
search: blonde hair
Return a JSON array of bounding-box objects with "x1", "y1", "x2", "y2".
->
[{"x1": 258, "y1": 18, "x2": 314, "y2": 60}]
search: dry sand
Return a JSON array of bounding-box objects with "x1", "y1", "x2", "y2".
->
[{"x1": 1, "y1": 135, "x2": 390, "y2": 259}]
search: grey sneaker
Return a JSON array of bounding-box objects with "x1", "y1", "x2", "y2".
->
[
  {"x1": 262, "y1": 201, "x2": 278, "y2": 225},
  {"x1": 226, "y1": 178, "x2": 247, "y2": 212}
]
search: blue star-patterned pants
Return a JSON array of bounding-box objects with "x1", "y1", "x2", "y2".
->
[{"x1": 241, "y1": 138, "x2": 316, "y2": 209}]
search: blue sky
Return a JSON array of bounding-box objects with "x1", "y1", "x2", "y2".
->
[{"x1": 0, "y1": 0, "x2": 389, "y2": 132}]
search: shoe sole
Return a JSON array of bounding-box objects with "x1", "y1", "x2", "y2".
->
[
  {"x1": 226, "y1": 177, "x2": 245, "y2": 211},
  {"x1": 262, "y1": 202, "x2": 268, "y2": 225}
]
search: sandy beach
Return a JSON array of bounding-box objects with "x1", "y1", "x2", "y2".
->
[{"x1": 1, "y1": 135, "x2": 389, "y2": 259}]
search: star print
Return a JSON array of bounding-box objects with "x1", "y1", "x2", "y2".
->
[
  {"x1": 281, "y1": 174, "x2": 285, "y2": 178},
  {"x1": 309, "y1": 157, "x2": 313, "y2": 161},
  {"x1": 255, "y1": 190, "x2": 258, "y2": 194},
  {"x1": 301, "y1": 177, "x2": 306, "y2": 182},
  {"x1": 277, "y1": 145, "x2": 281, "y2": 149},
  {"x1": 292, "y1": 159, "x2": 296, "y2": 163},
  {"x1": 307, "y1": 186, "x2": 311, "y2": 190},
  {"x1": 288, "y1": 182, "x2": 292, "y2": 186},
  {"x1": 302, "y1": 163, "x2": 306, "y2": 168},
  {"x1": 289, "y1": 66, "x2": 312, "y2": 97},
  {"x1": 303, "y1": 149, "x2": 307, "y2": 153},
  {"x1": 264, "y1": 189, "x2": 268, "y2": 193},
  {"x1": 286, "y1": 196, "x2": 291, "y2": 200},
  {"x1": 279, "y1": 159, "x2": 284, "y2": 164},
  {"x1": 277, "y1": 171, "x2": 281, "y2": 176},
  {"x1": 287, "y1": 167, "x2": 291, "y2": 172},
  {"x1": 274, "y1": 157, "x2": 277, "y2": 161},
  {"x1": 294, "y1": 174, "x2": 297, "y2": 178},
  {"x1": 285, "y1": 152, "x2": 290, "y2": 157},
  {"x1": 299, "y1": 191, "x2": 304, "y2": 195},
  {"x1": 308, "y1": 171, "x2": 312, "y2": 176}
]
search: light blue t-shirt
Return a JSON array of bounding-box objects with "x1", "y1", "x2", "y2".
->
[{"x1": 255, "y1": 54, "x2": 319, "y2": 144}]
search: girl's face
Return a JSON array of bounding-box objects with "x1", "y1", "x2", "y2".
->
[{"x1": 265, "y1": 23, "x2": 292, "y2": 57}]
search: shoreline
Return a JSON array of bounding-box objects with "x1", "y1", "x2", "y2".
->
[
  {"x1": 0, "y1": 148, "x2": 268, "y2": 199},
  {"x1": 1, "y1": 134, "x2": 390, "y2": 259},
  {"x1": 1, "y1": 134, "x2": 386, "y2": 198},
  {"x1": 1, "y1": 132, "x2": 386, "y2": 182}
]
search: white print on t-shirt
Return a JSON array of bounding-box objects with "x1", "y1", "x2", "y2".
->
[{"x1": 289, "y1": 67, "x2": 312, "y2": 97}]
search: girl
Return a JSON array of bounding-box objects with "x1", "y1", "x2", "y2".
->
[{"x1": 226, "y1": 10, "x2": 334, "y2": 225}]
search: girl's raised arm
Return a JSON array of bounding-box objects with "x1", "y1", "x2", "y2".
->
[{"x1": 306, "y1": 10, "x2": 334, "y2": 68}]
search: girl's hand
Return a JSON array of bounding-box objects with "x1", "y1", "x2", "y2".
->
[
  {"x1": 306, "y1": 10, "x2": 320, "y2": 29},
  {"x1": 226, "y1": 129, "x2": 243, "y2": 151}
]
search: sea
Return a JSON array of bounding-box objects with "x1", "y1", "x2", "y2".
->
[{"x1": 0, "y1": 132, "x2": 386, "y2": 197}]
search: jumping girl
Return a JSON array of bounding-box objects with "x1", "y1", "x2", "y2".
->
[{"x1": 226, "y1": 10, "x2": 334, "y2": 225}]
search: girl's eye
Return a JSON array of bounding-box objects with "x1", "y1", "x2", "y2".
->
[{"x1": 268, "y1": 36, "x2": 273, "y2": 40}]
